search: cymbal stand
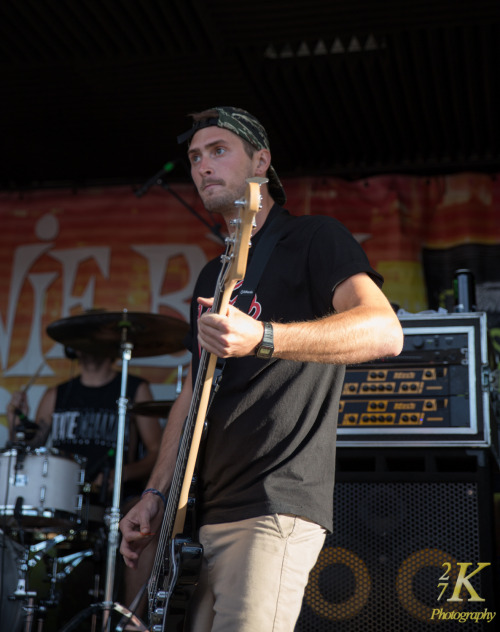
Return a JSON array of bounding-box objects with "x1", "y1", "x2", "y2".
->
[{"x1": 101, "y1": 320, "x2": 134, "y2": 631}]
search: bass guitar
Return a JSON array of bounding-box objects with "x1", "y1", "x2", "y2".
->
[{"x1": 147, "y1": 178, "x2": 265, "y2": 631}]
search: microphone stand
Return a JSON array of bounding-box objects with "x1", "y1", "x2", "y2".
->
[
  {"x1": 135, "y1": 167, "x2": 225, "y2": 244},
  {"x1": 158, "y1": 181, "x2": 225, "y2": 244}
]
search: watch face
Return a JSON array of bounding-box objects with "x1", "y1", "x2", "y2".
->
[{"x1": 257, "y1": 346, "x2": 273, "y2": 359}]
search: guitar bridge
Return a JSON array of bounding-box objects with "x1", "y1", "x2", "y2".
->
[{"x1": 150, "y1": 537, "x2": 203, "y2": 630}]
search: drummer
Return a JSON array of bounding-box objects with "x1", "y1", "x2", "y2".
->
[{"x1": 6, "y1": 347, "x2": 163, "y2": 612}]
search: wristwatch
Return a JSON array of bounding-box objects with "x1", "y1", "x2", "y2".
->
[{"x1": 255, "y1": 322, "x2": 274, "y2": 359}]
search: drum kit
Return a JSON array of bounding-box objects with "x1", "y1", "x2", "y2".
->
[{"x1": 0, "y1": 310, "x2": 188, "y2": 632}]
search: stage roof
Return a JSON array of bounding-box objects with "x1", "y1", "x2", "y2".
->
[{"x1": 2, "y1": 0, "x2": 499, "y2": 189}]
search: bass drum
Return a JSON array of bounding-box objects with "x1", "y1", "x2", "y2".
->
[{"x1": 0, "y1": 530, "x2": 25, "y2": 632}]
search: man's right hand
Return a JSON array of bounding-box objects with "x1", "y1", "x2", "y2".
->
[{"x1": 119, "y1": 493, "x2": 164, "y2": 568}]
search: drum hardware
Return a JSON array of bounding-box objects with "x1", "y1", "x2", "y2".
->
[
  {"x1": 22, "y1": 595, "x2": 43, "y2": 632},
  {"x1": 58, "y1": 602, "x2": 149, "y2": 632},
  {"x1": 46, "y1": 557, "x2": 63, "y2": 613},
  {"x1": 1, "y1": 525, "x2": 107, "y2": 632},
  {"x1": 46, "y1": 308, "x2": 189, "y2": 631},
  {"x1": 53, "y1": 547, "x2": 95, "y2": 581},
  {"x1": 1, "y1": 442, "x2": 109, "y2": 631},
  {"x1": 26, "y1": 532, "x2": 68, "y2": 568},
  {"x1": 21, "y1": 310, "x2": 188, "y2": 632},
  {"x1": 15, "y1": 590, "x2": 40, "y2": 632},
  {"x1": 3, "y1": 530, "x2": 94, "y2": 629},
  {"x1": 6, "y1": 540, "x2": 44, "y2": 632},
  {"x1": 1, "y1": 446, "x2": 107, "y2": 628},
  {"x1": 100, "y1": 322, "x2": 136, "y2": 631},
  {"x1": 90, "y1": 574, "x2": 102, "y2": 632},
  {"x1": 27, "y1": 537, "x2": 88, "y2": 618}
]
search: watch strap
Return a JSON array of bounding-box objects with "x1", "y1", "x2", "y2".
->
[{"x1": 255, "y1": 322, "x2": 274, "y2": 359}]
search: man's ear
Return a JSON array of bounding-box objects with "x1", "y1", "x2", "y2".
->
[{"x1": 254, "y1": 148, "x2": 271, "y2": 176}]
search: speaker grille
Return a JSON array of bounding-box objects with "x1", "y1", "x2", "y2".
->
[{"x1": 296, "y1": 481, "x2": 494, "y2": 631}]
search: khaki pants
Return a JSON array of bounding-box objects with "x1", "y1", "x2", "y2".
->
[{"x1": 188, "y1": 514, "x2": 326, "y2": 632}]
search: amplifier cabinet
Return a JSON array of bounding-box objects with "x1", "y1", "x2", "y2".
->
[
  {"x1": 295, "y1": 450, "x2": 498, "y2": 631},
  {"x1": 337, "y1": 312, "x2": 497, "y2": 449}
]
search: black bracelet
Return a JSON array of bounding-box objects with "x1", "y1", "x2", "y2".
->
[{"x1": 141, "y1": 488, "x2": 167, "y2": 507}]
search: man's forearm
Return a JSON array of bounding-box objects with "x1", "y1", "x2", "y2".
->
[
  {"x1": 144, "y1": 382, "x2": 192, "y2": 494},
  {"x1": 272, "y1": 305, "x2": 403, "y2": 365}
]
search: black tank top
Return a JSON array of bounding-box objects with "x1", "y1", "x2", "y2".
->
[{"x1": 52, "y1": 373, "x2": 144, "y2": 481}]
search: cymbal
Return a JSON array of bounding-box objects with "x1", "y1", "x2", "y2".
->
[
  {"x1": 130, "y1": 400, "x2": 173, "y2": 417},
  {"x1": 47, "y1": 311, "x2": 189, "y2": 358}
]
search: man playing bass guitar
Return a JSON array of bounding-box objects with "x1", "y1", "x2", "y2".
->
[{"x1": 119, "y1": 106, "x2": 404, "y2": 632}]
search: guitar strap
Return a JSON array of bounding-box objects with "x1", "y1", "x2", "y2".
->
[
  {"x1": 234, "y1": 209, "x2": 291, "y2": 313},
  {"x1": 212, "y1": 209, "x2": 291, "y2": 388}
]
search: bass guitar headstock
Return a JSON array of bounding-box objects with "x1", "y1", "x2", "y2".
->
[{"x1": 224, "y1": 177, "x2": 267, "y2": 286}]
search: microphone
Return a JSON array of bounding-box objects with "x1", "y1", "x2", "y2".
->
[{"x1": 135, "y1": 161, "x2": 177, "y2": 198}]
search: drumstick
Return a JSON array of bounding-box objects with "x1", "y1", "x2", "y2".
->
[
  {"x1": 21, "y1": 361, "x2": 45, "y2": 394},
  {"x1": 13, "y1": 361, "x2": 45, "y2": 426}
]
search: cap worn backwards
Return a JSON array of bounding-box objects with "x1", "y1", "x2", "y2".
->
[{"x1": 177, "y1": 106, "x2": 286, "y2": 205}]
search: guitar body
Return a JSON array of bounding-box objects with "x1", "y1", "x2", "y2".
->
[
  {"x1": 149, "y1": 485, "x2": 202, "y2": 632},
  {"x1": 147, "y1": 179, "x2": 265, "y2": 631},
  {"x1": 150, "y1": 537, "x2": 203, "y2": 632}
]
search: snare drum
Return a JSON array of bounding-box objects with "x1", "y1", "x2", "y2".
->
[{"x1": 0, "y1": 448, "x2": 86, "y2": 530}]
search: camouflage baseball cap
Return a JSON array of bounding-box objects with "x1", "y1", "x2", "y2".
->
[{"x1": 177, "y1": 106, "x2": 286, "y2": 205}]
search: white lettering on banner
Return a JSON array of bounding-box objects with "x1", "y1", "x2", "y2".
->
[
  {"x1": 45, "y1": 247, "x2": 111, "y2": 360},
  {"x1": 49, "y1": 248, "x2": 111, "y2": 316},
  {"x1": 2, "y1": 246, "x2": 111, "y2": 374},
  {"x1": 0, "y1": 214, "x2": 205, "y2": 382},
  {"x1": 6, "y1": 272, "x2": 58, "y2": 376},
  {"x1": 0, "y1": 243, "x2": 53, "y2": 370},
  {"x1": 130, "y1": 244, "x2": 206, "y2": 368},
  {"x1": 132, "y1": 244, "x2": 206, "y2": 321}
]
